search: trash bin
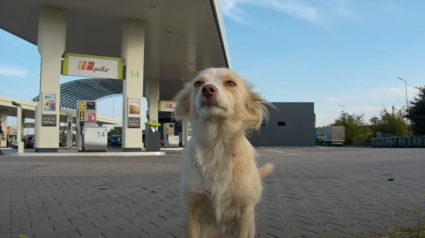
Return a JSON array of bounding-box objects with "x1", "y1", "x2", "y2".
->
[
  {"x1": 401, "y1": 137, "x2": 407, "y2": 147},
  {"x1": 145, "y1": 122, "x2": 161, "y2": 151},
  {"x1": 416, "y1": 136, "x2": 422, "y2": 148},
  {"x1": 412, "y1": 137, "x2": 418, "y2": 147},
  {"x1": 392, "y1": 138, "x2": 398, "y2": 147},
  {"x1": 406, "y1": 137, "x2": 412, "y2": 147},
  {"x1": 378, "y1": 139, "x2": 384, "y2": 147}
]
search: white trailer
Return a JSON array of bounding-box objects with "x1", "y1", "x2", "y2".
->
[{"x1": 318, "y1": 126, "x2": 345, "y2": 146}]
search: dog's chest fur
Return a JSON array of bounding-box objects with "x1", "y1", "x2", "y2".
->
[
  {"x1": 194, "y1": 139, "x2": 234, "y2": 195},
  {"x1": 183, "y1": 121, "x2": 260, "y2": 222},
  {"x1": 190, "y1": 144, "x2": 239, "y2": 222}
]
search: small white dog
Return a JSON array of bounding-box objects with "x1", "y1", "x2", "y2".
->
[{"x1": 173, "y1": 68, "x2": 275, "y2": 238}]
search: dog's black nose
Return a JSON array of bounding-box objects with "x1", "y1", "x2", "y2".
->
[{"x1": 202, "y1": 84, "x2": 217, "y2": 97}]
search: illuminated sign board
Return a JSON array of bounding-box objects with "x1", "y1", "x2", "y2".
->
[
  {"x1": 158, "y1": 100, "x2": 176, "y2": 112},
  {"x1": 62, "y1": 53, "x2": 123, "y2": 79}
]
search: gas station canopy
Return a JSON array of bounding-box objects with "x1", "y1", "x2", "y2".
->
[
  {"x1": 0, "y1": 0, "x2": 231, "y2": 100},
  {"x1": 32, "y1": 78, "x2": 123, "y2": 110},
  {"x1": 0, "y1": 0, "x2": 231, "y2": 152}
]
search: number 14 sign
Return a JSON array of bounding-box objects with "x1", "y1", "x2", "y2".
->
[{"x1": 88, "y1": 113, "x2": 96, "y2": 122}]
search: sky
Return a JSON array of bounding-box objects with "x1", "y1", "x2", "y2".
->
[{"x1": 1, "y1": 0, "x2": 425, "y2": 131}]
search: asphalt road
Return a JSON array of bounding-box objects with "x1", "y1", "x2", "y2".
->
[{"x1": 0, "y1": 147, "x2": 424, "y2": 238}]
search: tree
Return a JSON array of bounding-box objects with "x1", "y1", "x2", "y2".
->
[
  {"x1": 369, "y1": 106, "x2": 408, "y2": 136},
  {"x1": 332, "y1": 111, "x2": 371, "y2": 144},
  {"x1": 108, "y1": 126, "x2": 122, "y2": 136},
  {"x1": 406, "y1": 86, "x2": 425, "y2": 135}
]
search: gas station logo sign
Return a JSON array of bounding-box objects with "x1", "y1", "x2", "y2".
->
[
  {"x1": 77, "y1": 61, "x2": 110, "y2": 73},
  {"x1": 62, "y1": 53, "x2": 123, "y2": 79},
  {"x1": 159, "y1": 100, "x2": 176, "y2": 112}
]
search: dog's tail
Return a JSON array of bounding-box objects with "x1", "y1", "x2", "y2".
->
[{"x1": 259, "y1": 163, "x2": 275, "y2": 178}]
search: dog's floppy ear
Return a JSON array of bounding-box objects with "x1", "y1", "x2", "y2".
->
[
  {"x1": 172, "y1": 83, "x2": 192, "y2": 121},
  {"x1": 245, "y1": 87, "x2": 270, "y2": 129}
]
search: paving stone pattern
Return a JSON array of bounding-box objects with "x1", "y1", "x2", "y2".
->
[{"x1": 0, "y1": 148, "x2": 424, "y2": 238}]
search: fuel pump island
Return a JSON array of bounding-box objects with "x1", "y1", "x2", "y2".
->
[{"x1": 76, "y1": 100, "x2": 108, "y2": 152}]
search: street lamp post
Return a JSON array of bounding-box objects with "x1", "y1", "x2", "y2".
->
[
  {"x1": 397, "y1": 77, "x2": 408, "y2": 112},
  {"x1": 339, "y1": 104, "x2": 345, "y2": 112},
  {"x1": 397, "y1": 77, "x2": 409, "y2": 135}
]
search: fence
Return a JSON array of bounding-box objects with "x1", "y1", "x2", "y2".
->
[
  {"x1": 348, "y1": 138, "x2": 371, "y2": 146},
  {"x1": 371, "y1": 135, "x2": 425, "y2": 148}
]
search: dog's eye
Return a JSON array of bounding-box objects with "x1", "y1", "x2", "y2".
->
[
  {"x1": 194, "y1": 81, "x2": 204, "y2": 87},
  {"x1": 226, "y1": 81, "x2": 236, "y2": 86}
]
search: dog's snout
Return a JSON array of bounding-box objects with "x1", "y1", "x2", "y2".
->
[{"x1": 202, "y1": 84, "x2": 217, "y2": 98}]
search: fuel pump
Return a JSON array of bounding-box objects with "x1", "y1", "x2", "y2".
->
[
  {"x1": 76, "y1": 100, "x2": 108, "y2": 152},
  {"x1": 181, "y1": 120, "x2": 192, "y2": 147},
  {"x1": 61, "y1": 113, "x2": 74, "y2": 150},
  {"x1": 163, "y1": 123, "x2": 179, "y2": 148}
]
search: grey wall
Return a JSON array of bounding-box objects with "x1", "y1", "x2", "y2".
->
[
  {"x1": 156, "y1": 102, "x2": 316, "y2": 147},
  {"x1": 248, "y1": 102, "x2": 316, "y2": 147}
]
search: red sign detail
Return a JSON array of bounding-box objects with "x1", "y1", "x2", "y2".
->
[
  {"x1": 88, "y1": 113, "x2": 96, "y2": 122},
  {"x1": 86, "y1": 61, "x2": 95, "y2": 70}
]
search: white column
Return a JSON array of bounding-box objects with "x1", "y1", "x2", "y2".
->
[
  {"x1": 121, "y1": 19, "x2": 145, "y2": 152},
  {"x1": 21, "y1": 112, "x2": 25, "y2": 137},
  {"x1": 0, "y1": 110, "x2": 7, "y2": 148},
  {"x1": 34, "y1": 103, "x2": 39, "y2": 148},
  {"x1": 35, "y1": 7, "x2": 67, "y2": 152},
  {"x1": 16, "y1": 107, "x2": 23, "y2": 153},
  {"x1": 147, "y1": 79, "x2": 159, "y2": 123}
]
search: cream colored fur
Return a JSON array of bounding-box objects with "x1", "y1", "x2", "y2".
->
[{"x1": 172, "y1": 68, "x2": 275, "y2": 238}]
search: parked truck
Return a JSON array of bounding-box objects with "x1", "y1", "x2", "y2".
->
[{"x1": 318, "y1": 126, "x2": 345, "y2": 146}]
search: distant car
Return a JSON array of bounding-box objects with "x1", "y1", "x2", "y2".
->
[
  {"x1": 108, "y1": 135, "x2": 122, "y2": 147},
  {"x1": 24, "y1": 136, "x2": 34, "y2": 148}
]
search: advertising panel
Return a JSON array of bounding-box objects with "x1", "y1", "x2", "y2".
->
[
  {"x1": 42, "y1": 93, "x2": 57, "y2": 112},
  {"x1": 128, "y1": 117, "x2": 141, "y2": 128},
  {"x1": 128, "y1": 98, "x2": 140, "y2": 115},
  {"x1": 42, "y1": 114, "x2": 57, "y2": 126}
]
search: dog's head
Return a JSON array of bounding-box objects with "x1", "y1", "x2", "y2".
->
[{"x1": 172, "y1": 68, "x2": 269, "y2": 130}]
